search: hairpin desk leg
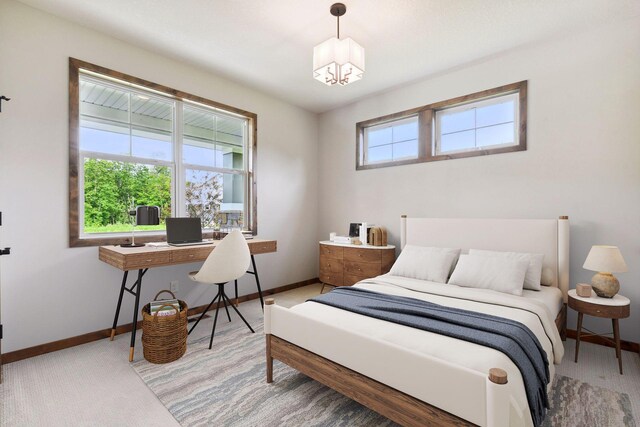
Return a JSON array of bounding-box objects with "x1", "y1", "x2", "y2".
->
[
  {"x1": 129, "y1": 269, "x2": 143, "y2": 362},
  {"x1": 110, "y1": 271, "x2": 129, "y2": 341},
  {"x1": 251, "y1": 255, "x2": 264, "y2": 310}
]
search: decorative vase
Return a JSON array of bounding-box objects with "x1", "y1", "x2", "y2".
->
[{"x1": 591, "y1": 272, "x2": 619, "y2": 298}]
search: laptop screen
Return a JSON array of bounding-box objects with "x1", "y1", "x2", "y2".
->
[{"x1": 166, "y1": 217, "x2": 203, "y2": 244}]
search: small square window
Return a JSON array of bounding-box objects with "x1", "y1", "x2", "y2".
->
[
  {"x1": 362, "y1": 116, "x2": 419, "y2": 165},
  {"x1": 435, "y1": 93, "x2": 519, "y2": 155}
]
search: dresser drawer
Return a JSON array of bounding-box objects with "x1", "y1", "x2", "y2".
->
[
  {"x1": 124, "y1": 252, "x2": 172, "y2": 270},
  {"x1": 344, "y1": 247, "x2": 381, "y2": 263},
  {"x1": 320, "y1": 244, "x2": 344, "y2": 259},
  {"x1": 172, "y1": 247, "x2": 212, "y2": 263},
  {"x1": 320, "y1": 271, "x2": 343, "y2": 286},
  {"x1": 344, "y1": 260, "x2": 381, "y2": 277},
  {"x1": 319, "y1": 255, "x2": 343, "y2": 273},
  {"x1": 343, "y1": 273, "x2": 369, "y2": 287}
]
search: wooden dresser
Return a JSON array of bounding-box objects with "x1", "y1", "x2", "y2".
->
[{"x1": 319, "y1": 241, "x2": 396, "y2": 291}]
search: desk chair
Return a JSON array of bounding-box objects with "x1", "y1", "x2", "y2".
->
[{"x1": 187, "y1": 230, "x2": 255, "y2": 349}]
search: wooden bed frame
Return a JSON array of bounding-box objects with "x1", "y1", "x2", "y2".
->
[{"x1": 265, "y1": 216, "x2": 570, "y2": 426}]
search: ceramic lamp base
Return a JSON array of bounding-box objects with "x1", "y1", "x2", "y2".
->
[{"x1": 591, "y1": 272, "x2": 619, "y2": 298}]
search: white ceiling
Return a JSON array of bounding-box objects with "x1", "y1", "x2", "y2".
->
[{"x1": 18, "y1": 0, "x2": 640, "y2": 113}]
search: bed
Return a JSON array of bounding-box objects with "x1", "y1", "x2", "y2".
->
[{"x1": 264, "y1": 216, "x2": 570, "y2": 427}]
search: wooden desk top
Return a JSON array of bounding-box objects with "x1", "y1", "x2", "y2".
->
[{"x1": 99, "y1": 238, "x2": 277, "y2": 271}]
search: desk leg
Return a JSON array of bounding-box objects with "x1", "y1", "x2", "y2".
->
[
  {"x1": 613, "y1": 319, "x2": 623, "y2": 374},
  {"x1": 574, "y1": 312, "x2": 583, "y2": 363},
  {"x1": 111, "y1": 271, "x2": 129, "y2": 341},
  {"x1": 129, "y1": 269, "x2": 143, "y2": 362},
  {"x1": 251, "y1": 255, "x2": 264, "y2": 310}
]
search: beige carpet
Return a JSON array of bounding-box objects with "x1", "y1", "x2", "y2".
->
[
  {"x1": 131, "y1": 315, "x2": 635, "y2": 427},
  {"x1": 2, "y1": 284, "x2": 639, "y2": 426}
]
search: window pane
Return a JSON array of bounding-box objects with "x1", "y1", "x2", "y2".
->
[
  {"x1": 131, "y1": 127, "x2": 172, "y2": 161},
  {"x1": 440, "y1": 130, "x2": 475, "y2": 153},
  {"x1": 476, "y1": 100, "x2": 515, "y2": 127},
  {"x1": 183, "y1": 140, "x2": 215, "y2": 167},
  {"x1": 184, "y1": 107, "x2": 215, "y2": 141},
  {"x1": 83, "y1": 158, "x2": 171, "y2": 234},
  {"x1": 218, "y1": 142, "x2": 244, "y2": 171},
  {"x1": 80, "y1": 80, "x2": 129, "y2": 124},
  {"x1": 476, "y1": 122, "x2": 515, "y2": 147},
  {"x1": 185, "y1": 169, "x2": 244, "y2": 229},
  {"x1": 184, "y1": 106, "x2": 245, "y2": 170},
  {"x1": 392, "y1": 140, "x2": 418, "y2": 159},
  {"x1": 440, "y1": 109, "x2": 475, "y2": 134},
  {"x1": 367, "y1": 144, "x2": 392, "y2": 163},
  {"x1": 367, "y1": 127, "x2": 392, "y2": 148},
  {"x1": 80, "y1": 119, "x2": 130, "y2": 155},
  {"x1": 131, "y1": 94, "x2": 173, "y2": 132},
  {"x1": 392, "y1": 120, "x2": 418, "y2": 143},
  {"x1": 216, "y1": 115, "x2": 244, "y2": 147}
]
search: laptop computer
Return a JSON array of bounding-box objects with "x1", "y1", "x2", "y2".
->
[{"x1": 166, "y1": 217, "x2": 211, "y2": 246}]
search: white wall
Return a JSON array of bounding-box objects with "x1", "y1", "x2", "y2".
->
[
  {"x1": 318, "y1": 18, "x2": 640, "y2": 342},
  {"x1": 0, "y1": 0, "x2": 319, "y2": 353}
]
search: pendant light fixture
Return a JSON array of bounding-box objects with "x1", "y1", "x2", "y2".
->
[{"x1": 313, "y1": 3, "x2": 365, "y2": 86}]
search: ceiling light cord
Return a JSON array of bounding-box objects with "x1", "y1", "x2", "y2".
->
[{"x1": 337, "y1": 15, "x2": 340, "y2": 39}]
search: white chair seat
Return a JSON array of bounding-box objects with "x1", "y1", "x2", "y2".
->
[{"x1": 186, "y1": 230, "x2": 255, "y2": 348}]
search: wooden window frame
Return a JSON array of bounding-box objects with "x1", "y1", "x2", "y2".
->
[
  {"x1": 69, "y1": 58, "x2": 258, "y2": 247},
  {"x1": 356, "y1": 81, "x2": 527, "y2": 171}
]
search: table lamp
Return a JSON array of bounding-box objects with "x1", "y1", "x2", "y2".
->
[
  {"x1": 120, "y1": 206, "x2": 160, "y2": 248},
  {"x1": 583, "y1": 245, "x2": 627, "y2": 298}
]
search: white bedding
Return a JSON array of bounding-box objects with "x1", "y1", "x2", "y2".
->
[
  {"x1": 522, "y1": 286, "x2": 564, "y2": 318},
  {"x1": 288, "y1": 275, "x2": 564, "y2": 427}
]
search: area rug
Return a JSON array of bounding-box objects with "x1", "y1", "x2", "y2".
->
[{"x1": 132, "y1": 320, "x2": 635, "y2": 427}]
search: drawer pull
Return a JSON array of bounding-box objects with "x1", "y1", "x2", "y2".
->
[
  {"x1": 146, "y1": 259, "x2": 152, "y2": 262},
  {"x1": 189, "y1": 254, "x2": 194, "y2": 258}
]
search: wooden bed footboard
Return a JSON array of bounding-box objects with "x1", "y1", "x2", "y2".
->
[{"x1": 264, "y1": 299, "x2": 511, "y2": 427}]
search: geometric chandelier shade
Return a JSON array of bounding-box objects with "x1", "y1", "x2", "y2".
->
[{"x1": 313, "y1": 3, "x2": 365, "y2": 86}]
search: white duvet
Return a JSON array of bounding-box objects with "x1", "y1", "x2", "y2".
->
[{"x1": 288, "y1": 275, "x2": 565, "y2": 427}]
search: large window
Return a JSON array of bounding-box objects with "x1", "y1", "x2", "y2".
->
[
  {"x1": 69, "y1": 59, "x2": 257, "y2": 246},
  {"x1": 356, "y1": 81, "x2": 526, "y2": 170}
]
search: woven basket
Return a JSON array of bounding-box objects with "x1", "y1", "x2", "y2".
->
[{"x1": 141, "y1": 290, "x2": 188, "y2": 364}]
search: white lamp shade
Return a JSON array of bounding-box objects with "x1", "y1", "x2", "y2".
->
[
  {"x1": 313, "y1": 37, "x2": 365, "y2": 86},
  {"x1": 583, "y1": 245, "x2": 628, "y2": 273}
]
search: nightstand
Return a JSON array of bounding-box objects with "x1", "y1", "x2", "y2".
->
[
  {"x1": 319, "y1": 241, "x2": 395, "y2": 293},
  {"x1": 568, "y1": 289, "x2": 630, "y2": 374}
]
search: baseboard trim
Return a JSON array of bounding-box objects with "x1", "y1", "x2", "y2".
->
[
  {"x1": 1, "y1": 277, "x2": 319, "y2": 364},
  {"x1": 566, "y1": 329, "x2": 640, "y2": 354}
]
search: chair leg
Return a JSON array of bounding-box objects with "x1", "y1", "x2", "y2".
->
[
  {"x1": 235, "y1": 279, "x2": 239, "y2": 307},
  {"x1": 222, "y1": 292, "x2": 255, "y2": 334},
  {"x1": 188, "y1": 292, "x2": 219, "y2": 335},
  {"x1": 221, "y1": 289, "x2": 231, "y2": 322},
  {"x1": 208, "y1": 293, "x2": 222, "y2": 350}
]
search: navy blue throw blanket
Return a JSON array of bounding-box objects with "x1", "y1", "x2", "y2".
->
[{"x1": 308, "y1": 287, "x2": 549, "y2": 427}]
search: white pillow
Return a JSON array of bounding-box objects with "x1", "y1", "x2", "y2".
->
[
  {"x1": 540, "y1": 267, "x2": 554, "y2": 287},
  {"x1": 448, "y1": 254, "x2": 529, "y2": 296},
  {"x1": 469, "y1": 249, "x2": 544, "y2": 291},
  {"x1": 390, "y1": 245, "x2": 460, "y2": 284}
]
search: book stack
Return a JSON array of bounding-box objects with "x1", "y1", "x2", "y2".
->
[{"x1": 150, "y1": 298, "x2": 181, "y2": 317}]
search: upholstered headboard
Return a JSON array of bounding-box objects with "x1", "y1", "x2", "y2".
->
[{"x1": 400, "y1": 216, "x2": 570, "y2": 302}]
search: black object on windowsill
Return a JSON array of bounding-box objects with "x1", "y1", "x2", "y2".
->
[{"x1": 121, "y1": 206, "x2": 160, "y2": 248}]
